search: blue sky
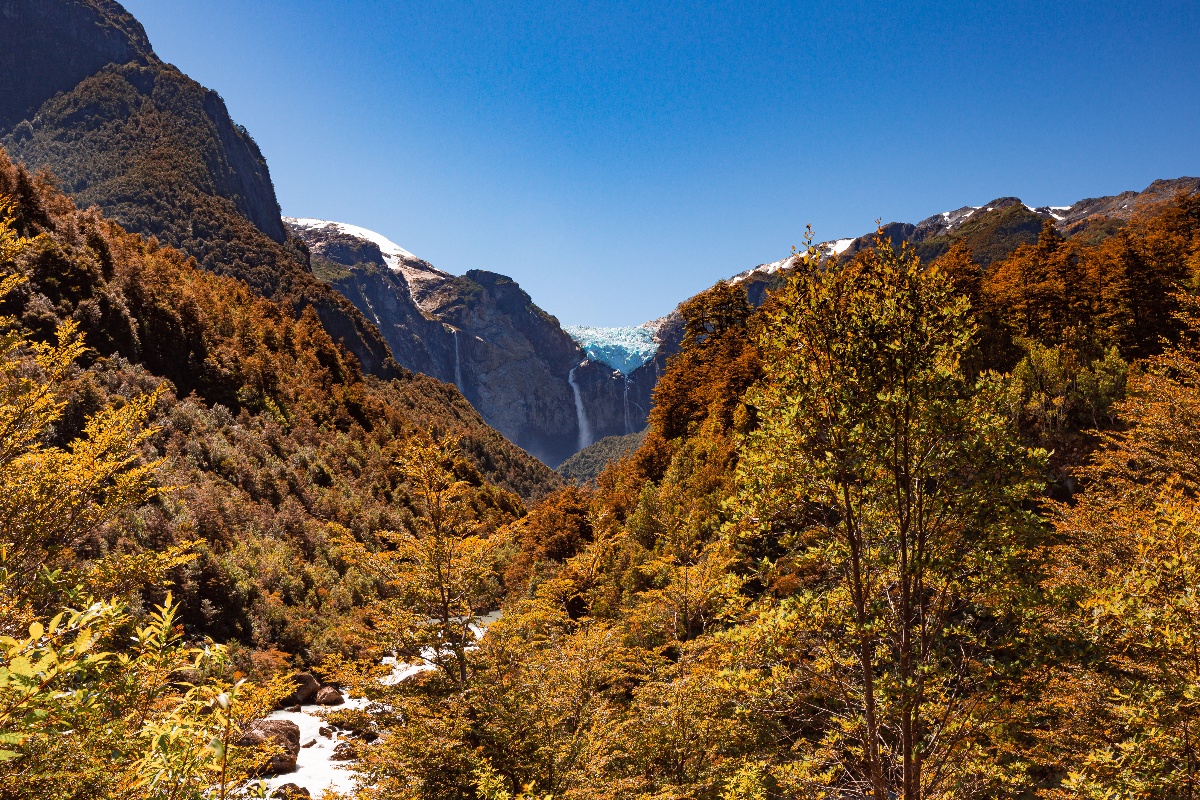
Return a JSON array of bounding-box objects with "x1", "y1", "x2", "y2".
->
[{"x1": 121, "y1": 0, "x2": 1199, "y2": 326}]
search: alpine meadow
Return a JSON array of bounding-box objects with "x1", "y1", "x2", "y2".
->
[{"x1": 2, "y1": 1, "x2": 1200, "y2": 798}]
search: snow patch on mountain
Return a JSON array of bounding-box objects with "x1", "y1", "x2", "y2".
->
[
  {"x1": 566, "y1": 324, "x2": 660, "y2": 375},
  {"x1": 728, "y1": 238, "x2": 855, "y2": 285},
  {"x1": 286, "y1": 217, "x2": 418, "y2": 269},
  {"x1": 827, "y1": 238, "x2": 855, "y2": 255},
  {"x1": 284, "y1": 217, "x2": 452, "y2": 309},
  {"x1": 729, "y1": 254, "x2": 796, "y2": 285}
]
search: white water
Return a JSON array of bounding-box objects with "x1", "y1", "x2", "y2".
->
[
  {"x1": 453, "y1": 328, "x2": 464, "y2": 389},
  {"x1": 261, "y1": 612, "x2": 502, "y2": 798},
  {"x1": 262, "y1": 698, "x2": 369, "y2": 798},
  {"x1": 623, "y1": 375, "x2": 632, "y2": 435},
  {"x1": 568, "y1": 365, "x2": 592, "y2": 451}
]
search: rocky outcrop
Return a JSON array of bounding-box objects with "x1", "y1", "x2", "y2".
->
[
  {"x1": 236, "y1": 718, "x2": 301, "y2": 774},
  {"x1": 290, "y1": 218, "x2": 646, "y2": 466},
  {"x1": 278, "y1": 672, "x2": 321, "y2": 707},
  {"x1": 0, "y1": 0, "x2": 153, "y2": 130},
  {"x1": 0, "y1": 0, "x2": 396, "y2": 378},
  {"x1": 314, "y1": 686, "x2": 345, "y2": 706}
]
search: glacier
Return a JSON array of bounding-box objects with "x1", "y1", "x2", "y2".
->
[{"x1": 565, "y1": 324, "x2": 660, "y2": 376}]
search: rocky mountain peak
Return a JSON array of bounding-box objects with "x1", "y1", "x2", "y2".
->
[
  {"x1": 286, "y1": 218, "x2": 657, "y2": 466},
  {"x1": 0, "y1": 0, "x2": 155, "y2": 130}
]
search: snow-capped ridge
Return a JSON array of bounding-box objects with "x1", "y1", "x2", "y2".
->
[
  {"x1": 284, "y1": 217, "x2": 452, "y2": 307},
  {"x1": 286, "y1": 217, "x2": 419, "y2": 267},
  {"x1": 728, "y1": 237, "x2": 853, "y2": 286}
]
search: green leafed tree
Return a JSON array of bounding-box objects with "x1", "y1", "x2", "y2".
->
[{"x1": 735, "y1": 236, "x2": 1046, "y2": 799}]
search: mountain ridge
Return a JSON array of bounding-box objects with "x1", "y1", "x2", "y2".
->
[
  {"x1": 287, "y1": 216, "x2": 656, "y2": 466},
  {"x1": 0, "y1": 0, "x2": 398, "y2": 377}
]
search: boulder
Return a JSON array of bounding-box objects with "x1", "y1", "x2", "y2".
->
[
  {"x1": 314, "y1": 686, "x2": 344, "y2": 706},
  {"x1": 331, "y1": 741, "x2": 359, "y2": 761},
  {"x1": 318, "y1": 726, "x2": 333, "y2": 739},
  {"x1": 278, "y1": 671, "x2": 321, "y2": 707},
  {"x1": 272, "y1": 784, "x2": 311, "y2": 799},
  {"x1": 234, "y1": 719, "x2": 300, "y2": 774}
]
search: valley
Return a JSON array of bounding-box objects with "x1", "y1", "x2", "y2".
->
[{"x1": 2, "y1": 2, "x2": 1199, "y2": 799}]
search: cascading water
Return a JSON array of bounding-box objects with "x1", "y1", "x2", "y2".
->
[
  {"x1": 623, "y1": 375, "x2": 632, "y2": 435},
  {"x1": 453, "y1": 328, "x2": 464, "y2": 390},
  {"x1": 568, "y1": 364, "x2": 592, "y2": 451}
]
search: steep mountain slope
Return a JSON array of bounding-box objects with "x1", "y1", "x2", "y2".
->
[
  {"x1": 0, "y1": 0, "x2": 153, "y2": 131},
  {"x1": 0, "y1": 0, "x2": 396, "y2": 375},
  {"x1": 288, "y1": 218, "x2": 655, "y2": 466},
  {"x1": 0, "y1": 146, "x2": 556, "y2": 654},
  {"x1": 556, "y1": 429, "x2": 647, "y2": 484}
]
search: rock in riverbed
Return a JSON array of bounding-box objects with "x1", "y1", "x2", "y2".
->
[
  {"x1": 235, "y1": 718, "x2": 301, "y2": 774},
  {"x1": 315, "y1": 686, "x2": 344, "y2": 705}
]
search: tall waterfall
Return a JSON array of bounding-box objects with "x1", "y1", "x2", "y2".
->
[
  {"x1": 623, "y1": 375, "x2": 632, "y2": 435},
  {"x1": 453, "y1": 329, "x2": 464, "y2": 390},
  {"x1": 568, "y1": 365, "x2": 592, "y2": 451}
]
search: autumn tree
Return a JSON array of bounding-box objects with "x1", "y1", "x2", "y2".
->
[
  {"x1": 0, "y1": 201, "x2": 284, "y2": 800},
  {"x1": 736, "y1": 237, "x2": 1045, "y2": 800},
  {"x1": 368, "y1": 435, "x2": 507, "y2": 685},
  {"x1": 1044, "y1": 297, "x2": 1200, "y2": 798}
]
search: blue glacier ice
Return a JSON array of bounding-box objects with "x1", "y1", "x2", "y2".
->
[{"x1": 565, "y1": 325, "x2": 660, "y2": 376}]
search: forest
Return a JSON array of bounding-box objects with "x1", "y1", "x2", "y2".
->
[{"x1": 2, "y1": 135, "x2": 1200, "y2": 799}]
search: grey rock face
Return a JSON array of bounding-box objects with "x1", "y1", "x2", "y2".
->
[
  {"x1": 290, "y1": 219, "x2": 650, "y2": 466},
  {"x1": 0, "y1": 0, "x2": 152, "y2": 130}
]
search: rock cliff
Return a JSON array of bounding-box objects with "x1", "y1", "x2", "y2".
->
[
  {"x1": 290, "y1": 218, "x2": 648, "y2": 466},
  {"x1": 0, "y1": 0, "x2": 396, "y2": 377}
]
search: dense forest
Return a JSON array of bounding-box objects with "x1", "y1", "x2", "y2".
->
[{"x1": 3, "y1": 128, "x2": 1200, "y2": 798}]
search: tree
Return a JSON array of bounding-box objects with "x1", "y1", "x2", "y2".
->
[
  {"x1": 736, "y1": 237, "x2": 1045, "y2": 799},
  {"x1": 370, "y1": 435, "x2": 506, "y2": 685},
  {"x1": 0, "y1": 203, "x2": 283, "y2": 799},
  {"x1": 1045, "y1": 298, "x2": 1200, "y2": 798}
]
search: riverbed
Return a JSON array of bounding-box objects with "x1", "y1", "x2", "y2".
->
[{"x1": 261, "y1": 612, "x2": 502, "y2": 798}]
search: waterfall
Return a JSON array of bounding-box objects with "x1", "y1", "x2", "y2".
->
[
  {"x1": 568, "y1": 364, "x2": 592, "y2": 451},
  {"x1": 453, "y1": 329, "x2": 464, "y2": 390},
  {"x1": 623, "y1": 375, "x2": 632, "y2": 434}
]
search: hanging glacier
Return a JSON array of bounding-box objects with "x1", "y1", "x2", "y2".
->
[{"x1": 564, "y1": 324, "x2": 659, "y2": 376}]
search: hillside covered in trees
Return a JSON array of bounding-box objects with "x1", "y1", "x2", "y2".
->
[
  {"x1": 4, "y1": 130, "x2": 1200, "y2": 797},
  {"x1": 321, "y1": 191, "x2": 1200, "y2": 799},
  {"x1": 0, "y1": 142, "x2": 555, "y2": 662}
]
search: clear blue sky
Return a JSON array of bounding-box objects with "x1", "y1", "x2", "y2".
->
[{"x1": 121, "y1": 0, "x2": 1199, "y2": 326}]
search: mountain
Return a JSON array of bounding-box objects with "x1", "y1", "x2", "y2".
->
[
  {"x1": 725, "y1": 177, "x2": 1200, "y2": 302},
  {"x1": 288, "y1": 218, "x2": 659, "y2": 466},
  {"x1": 556, "y1": 430, "x2": 647, "y2": 484},
  {"x1": 0, "y1": 143, "x2": 557, "y2": 652},
  {"x1": 0, "y1": 0, "x2": 396, "y2": 376},
  {"x1": 0, "y1": 0, "x2": 153, "y2": 131}
]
